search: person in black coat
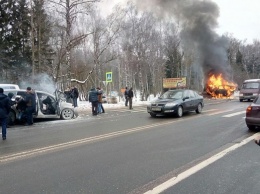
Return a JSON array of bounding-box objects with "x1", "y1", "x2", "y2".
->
[
  {"x1": 0, "y1": 88, "x2": 11, "y2": 140},
  {"x1": 70, "y1": 86, "x2": 79, "y2": 107},
  {"x1": 24, "y1": 87, "x2": 36, "y2": 125},
  {"x1": 128, "y1": 87, "x2": 134, "y2": 110}
]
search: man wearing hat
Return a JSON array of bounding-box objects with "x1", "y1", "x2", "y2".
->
[{"x1": 24, "y1": 87, "x2": 36, "y2": 125}]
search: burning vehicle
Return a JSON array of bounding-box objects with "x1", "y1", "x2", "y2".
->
[{"x1": 205, "y1": 74, "x2": 237, "y2": 98}]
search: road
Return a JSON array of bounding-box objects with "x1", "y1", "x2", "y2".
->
[{"x1": 0, "y1": 99, "x2": 260, "y2": 194}]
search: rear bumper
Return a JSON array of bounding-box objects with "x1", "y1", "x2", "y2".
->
[{"x1": 245, "y1": 117, "x2": 260, "y2": 126}]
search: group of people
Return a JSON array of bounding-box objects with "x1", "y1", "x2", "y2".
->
[
  {"x1": 64, "y1": 86, "x2": 79, "y2": 107},
  {"x1": 88, "y1": 87, "x2": 105, "y2": 116},
  {"x1": 0, "y1": 86, "x2": 35, "y2": 140}
]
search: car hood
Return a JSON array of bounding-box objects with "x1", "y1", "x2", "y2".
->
[{"x1": 151, "y1": 98, "x2": 182, "y2": 104}]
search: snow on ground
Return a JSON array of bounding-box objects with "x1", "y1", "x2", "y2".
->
[
  {"x1": 77, "y1": 91, "x2": 240, "y2": 112},
  {"x1": 77, "y1": 97, "x2": 151, "y2": 112}
]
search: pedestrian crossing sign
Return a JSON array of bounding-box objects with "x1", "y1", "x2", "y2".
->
[{"x1": 106, "y1": 72, "x2": 112, "y2": 82}]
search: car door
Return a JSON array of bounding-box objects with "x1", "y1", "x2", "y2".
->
[
  {"x1": 54, "y1": 89, "x2": 62, "y2": 116},
  {"x1": 182, "y1": 90, "x2": 193, "y2": 111},
  {"x1": 188, "y1": 90, "x2": 198, "y2": 110}
]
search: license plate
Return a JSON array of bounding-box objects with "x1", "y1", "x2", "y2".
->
[{"x1": 151, "y1": 107, "x2": 161, "y2": 111}]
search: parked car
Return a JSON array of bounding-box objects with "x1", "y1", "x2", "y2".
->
[
  {"x1": 0, "y1": 84, "x2": 20, "y2": 90},
  {"x1": 245, "y1": 95, "x2": 260, "y2": 130},
  {"x1": 4, "y1": 89, "x2": 75, "y2": 124},
  {"x1": 147, "y1": 89, "x2": 204, "y2": 117}
]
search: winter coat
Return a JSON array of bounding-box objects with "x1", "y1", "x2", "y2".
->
[
  {"x1": 128, "y1": 89, "x2": 134, "y2": 98},
  {"x1": 24, "y1": 92, "x2": 36, "y2": 108},
  {"x1": 71, "y1": 88, "x2": 79, "y2": 98},
  {"x1": 97, "y1": 90, "x2": 103, "y2": 103},
  {"x1": 88, "y1": 88, "x2": 100, "y2": 102},
  {"x1": 0, "y1": 93, "x2": 11, "y2": 118},
  {"x1": 124, "y1": 89, "x2": 129, "y2": 97}
]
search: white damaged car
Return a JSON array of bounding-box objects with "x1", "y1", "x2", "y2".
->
[{"x1": 4, "y1": 89, "x2": 75, "y2": 124}]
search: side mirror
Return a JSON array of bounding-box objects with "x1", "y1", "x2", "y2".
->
[{"x1": 183, "y1": 96, "x2": 189, "y2": 101}]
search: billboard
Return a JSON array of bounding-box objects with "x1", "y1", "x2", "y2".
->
[{"x1": 163, "y1": 77, "x2": 186, "y2": 88}]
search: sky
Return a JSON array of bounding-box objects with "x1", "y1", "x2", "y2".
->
[{"x1": 99, "y1": 0, "x2": 260, "y2": 44}]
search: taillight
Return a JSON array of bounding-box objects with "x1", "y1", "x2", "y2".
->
[{"x1": 246, "y1": 106, "x2": 252, "y2": 113}]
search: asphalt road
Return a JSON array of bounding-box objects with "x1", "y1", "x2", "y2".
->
[{"x1": 0, "y1": 98, "x2": 259, "y2": 194}]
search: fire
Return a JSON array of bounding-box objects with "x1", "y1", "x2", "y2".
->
[{"x1": 206, "y1": 74, "x2": 237, "y2": 98}]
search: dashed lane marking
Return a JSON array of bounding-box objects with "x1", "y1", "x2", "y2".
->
[{"x1": 222, "y1": 111, "x2": 245, "y2": 117}]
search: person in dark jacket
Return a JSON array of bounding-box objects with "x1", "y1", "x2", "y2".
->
[
  {"x1": 70, "y1": 86, "x2": 79, "y2": 107},
  {"x1": 7, "y1": 92, "x2": 15, "y2": 127},
  {"x1": 15, "y1": 96, "x2": 27, "y2": 121},
  {"x1": 0, "y1": 88, "x2": 11, "y2": 140},
  {"x1": 24, "y1": 87, "x2": 36, "y2": 125},
  {"x1": 128, "y1": 87, "x2": 134, "y2": 110},
  {"x1": 88, "y1": 87, "x2": 100, "y2": 116}
]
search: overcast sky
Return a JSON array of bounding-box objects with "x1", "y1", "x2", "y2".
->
[{"x1": 99, "y1": 0, "x2": 260, "y2": 44}]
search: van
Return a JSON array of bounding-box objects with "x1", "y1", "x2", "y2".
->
[
  {"x1": 0, "y1": 84, "x2": 20, "y2": 90},
  {"x1": 239, "y1": 79, "x2": 260, "y2": 102}
]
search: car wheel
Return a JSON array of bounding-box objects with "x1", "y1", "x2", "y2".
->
[
  {"x1": 150, "y1": 113, "x2": 157, "y2": 118},
  {"x1": 60, "y1": 108, "x2": 74, "y2": 120},
  {"x1": 239, "y1": 99, "x2": 243, "y2": 102},
  {"x1": 176, "y1": 106, "x2": 183, "y2": 117},
  {"x1": 247, "y1": 124, "x2": 256, "y2": 131},
  {"x1": 196, "y1": 103, "x2": 202, "y2": 114}
]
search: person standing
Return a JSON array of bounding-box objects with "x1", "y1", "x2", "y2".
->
[
  {"x1": 70, "y1": 86, "x2": 79, "y2": 107},
  {"x1": 97, "y1": 87, "x2": 105, "y2": 114},
  {"x1": 24, "y1": 87, "x2": 36, "y2": 126},
  {"x1": 124, "y1": 87, "x2": 129, "y2": 106},
  {"x1": 0, "y1": 88, "x2": 11, "y2": 140},
  {"x1": 7, "y1": 92, "x2": 15, "y2": 127},
  {"x1": 88, "y1": 87, "x2": 100, "y2": 116},
  {"x1": 128, "y1": 87, "x2": 134, "y2": 110}
]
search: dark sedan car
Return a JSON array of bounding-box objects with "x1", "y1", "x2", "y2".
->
[
  {"x1": 147, "y1": 89, "x2": 204, "y2": 117},
  {"x1": 245, "y1": 95, "x2": 260, "y2": 130}
]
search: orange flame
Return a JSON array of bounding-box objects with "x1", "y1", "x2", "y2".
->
[{"x1": 206, "y1": 74, "x2": 237, "y2": 98}]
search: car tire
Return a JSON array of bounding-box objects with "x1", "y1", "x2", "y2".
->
[
  {"x1": 239, "y1": 99, "x2": 243, "y2": 102},
  {"x1": 247, "y1": 124, "x2": 256, "y2": 131},
  {"x1": 176, "y1": 106, "x2": 183, "y2": 117},
  {"x1": 196, "y1": 103, "x2": 202, "y2": 114},
  {"x1": 60, "y1": 108, "x2": 74, "y2": 120},
  {"x1": 150, "y1": 113, "x2": 157, "y2": 118}
]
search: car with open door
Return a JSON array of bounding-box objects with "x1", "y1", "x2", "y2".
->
[
  {"x1": 4, "y1": 89, "x2": 75, "y2": 125},
  {"x1": 147, "y1": 89, "x2": 204, "y2": 118}
]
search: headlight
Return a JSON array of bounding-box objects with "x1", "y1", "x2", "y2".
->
[{"x1": 165, "y1": 102, "x2": 177, "y2": 107}]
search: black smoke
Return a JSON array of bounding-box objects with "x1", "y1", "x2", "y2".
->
[{"x1": 135, "y1": 0, "x2": 231, "y2": 81}]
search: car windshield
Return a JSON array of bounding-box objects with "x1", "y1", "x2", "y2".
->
[
  {"x1": 242, "y1": 82, "x2": 260, "y2": 89},
  {"x1": 160, "y1": 90, "x2": 183, "y2": 99}
]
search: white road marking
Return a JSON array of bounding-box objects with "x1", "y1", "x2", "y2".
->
[
  {"x1": 0, "y1": 120, "x2": 181, "y2": 163},
  {"x1": 144, "y1": 133, "x2": 260, "y2": 194},
  {"x1": 222, "y1": 111, "x2": 245, "y2": 117}
]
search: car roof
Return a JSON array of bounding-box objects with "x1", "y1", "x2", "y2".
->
[
  {"x1": 3, "y1": 89, "x2": 55, "y2": 97},
  {"x1": 244, "y1": 79, "x2": 260, "y2": 82},
  {"x1": 0, "y1": 84, "x2": 20, "y2": 90}
]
